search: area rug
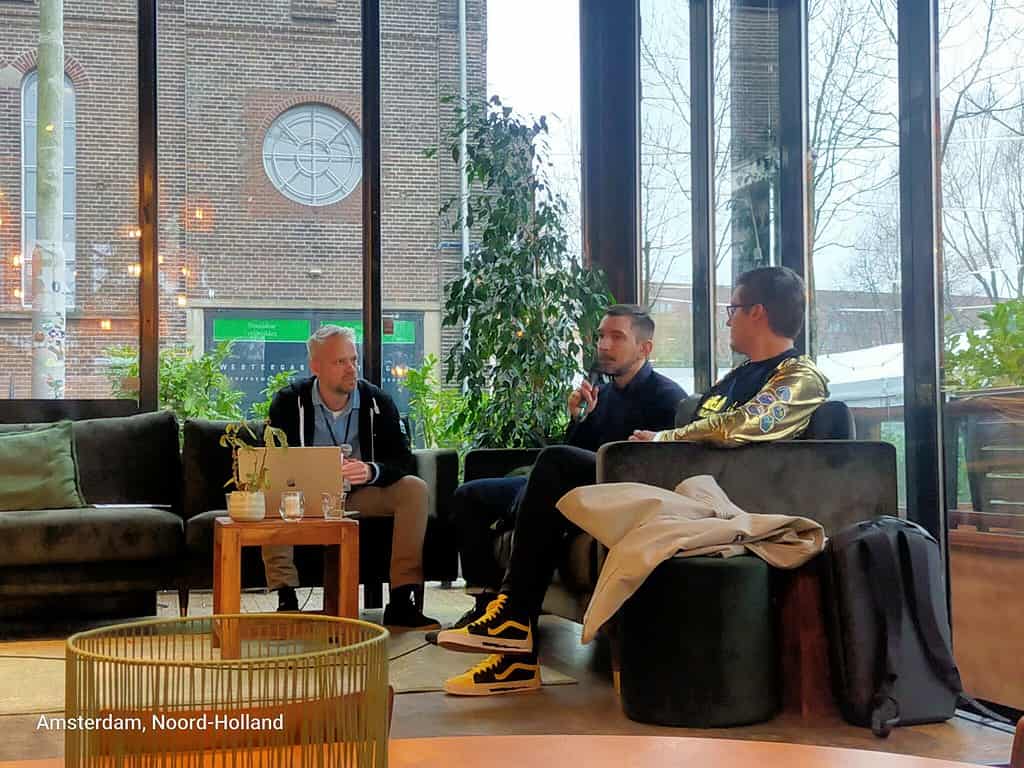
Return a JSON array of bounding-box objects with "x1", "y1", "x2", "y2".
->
[{"x1": 0, "y1": 632, "x2": 574, "y2": 715}]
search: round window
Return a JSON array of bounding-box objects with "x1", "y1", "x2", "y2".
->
[{"x1": 262, "y1": 104, "x2": 362, "y2": 206}]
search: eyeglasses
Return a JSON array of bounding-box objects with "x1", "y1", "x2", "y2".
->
[{"x1": 726, "y1": 303, "x2": 757, "y2": 318}]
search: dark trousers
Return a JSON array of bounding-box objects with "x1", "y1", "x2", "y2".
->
[
  {"x1": 454, "y1": 476, "x2": 527, "y2": 593},
  {"x1": 502, "y1": 445, "x2": 597, "y2": 618}
]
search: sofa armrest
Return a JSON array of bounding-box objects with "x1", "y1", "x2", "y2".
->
[
  {"x1": 464, "y1": 448, "x2": 542, "y2": 482},
  {"x1": 596, "y1": 439, "x2": 897, "y2": 536},
  {"x1": 413, "y1": 449, "x2": 459, "y2": 523}
]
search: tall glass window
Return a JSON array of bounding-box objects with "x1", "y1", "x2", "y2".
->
[
  {"x1": 156, "y1": 0, "x2": 364, "y2": 422},
  {"x1": 714, "y1": 0, "x2": 781, "y2": 374},
  {"x1": 806, "y1": 0, "x2": 905, "y2": 507},
  {"x1": 0, "y1": 2, "x2": 139, "y2": 400},
  {"x1": 939, "y1": 0, "x2": 1024, "y2": 712},
  {"x1": 639, "y1": 0, "x2": 695, "y2": 393}
]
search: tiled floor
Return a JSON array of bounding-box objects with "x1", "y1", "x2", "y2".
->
[{"x1": 0, "y1": 584, "x2": 1015, "y2": 765}]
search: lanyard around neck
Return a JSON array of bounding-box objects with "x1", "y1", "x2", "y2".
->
[{"x1": 319, "y1": 403, "x2": 354, "y2": 447}]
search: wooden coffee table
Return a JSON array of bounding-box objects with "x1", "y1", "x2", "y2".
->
[{"x1": 212, "y1": 517, "x2": 359, "y2": 658}]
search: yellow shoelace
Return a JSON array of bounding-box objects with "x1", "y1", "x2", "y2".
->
[
  {"x1": 468, "y1": 593, "x2": 508, "y2": 628},
  {"x1": 472, "y1": 654, "x2": 506, "y2": 675}
]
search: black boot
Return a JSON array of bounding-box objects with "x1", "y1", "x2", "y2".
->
[
  {"x1": 426, "y1": 591, "x2": 498, "y2": 645},
  {"x1": 383, "y1": 584, "x2": 441, "y2": 629},
  {"x1": 277, "y1": 586, "x2": 299, "y2": 612}
]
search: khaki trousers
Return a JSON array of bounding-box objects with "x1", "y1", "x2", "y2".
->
[{"x1": 262, "y1": 475, "x2": 429, "y2": 591}]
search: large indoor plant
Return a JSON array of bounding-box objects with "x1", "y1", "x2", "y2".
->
[
  {"x1": 105, "y1": 341, "x2": 245, "y2": 428},
  {"x1": 434, "y1": 96, "x2": 612, "y2": 448},
  {"x1": 219, "y1": 421, "x2": 288, "y2": 521}
]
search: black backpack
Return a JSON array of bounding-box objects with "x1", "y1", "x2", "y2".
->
[{"x1": 822, "y1": 517, "x2": 965, "y2": 737}]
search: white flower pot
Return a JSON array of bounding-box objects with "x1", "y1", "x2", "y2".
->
[{"x1": 227, "y1": 491, "x2": 266, "y2": 522}]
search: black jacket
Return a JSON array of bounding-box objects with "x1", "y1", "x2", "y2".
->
[
  {"x1": 268, "y1": 376, "x2": 414, "y2": 488},
  {"x1": 562, "y1": 362, "x2": 686, "y2": 452}
]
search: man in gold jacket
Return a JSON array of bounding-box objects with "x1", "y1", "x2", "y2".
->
[
  {"x1": 632, "y1": 267, "x2": 827, "y2": 445},
  {"x1": 437, "y1": 266, "x2": 828, "y2": 695}
]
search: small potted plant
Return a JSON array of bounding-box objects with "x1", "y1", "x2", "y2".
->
[{"x1": 220, "y1": 421, "x2": 288, "y2": 521}]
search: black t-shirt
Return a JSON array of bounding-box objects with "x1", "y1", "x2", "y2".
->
[{"x1": 691, "y1": 349, "x2": 800, "y2": 422}]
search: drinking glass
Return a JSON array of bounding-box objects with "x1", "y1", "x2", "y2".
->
[
  {"x1": 279, "y1": 490, "x2": 304, "y2": 522},
  {"x1": 321, "y1": 490, "x2": 347, "y2": 521}
]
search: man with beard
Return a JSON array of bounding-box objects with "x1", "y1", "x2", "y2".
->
[
  {"x1": 262, "y1": 325, "x2": 439, "y2": 628},
  {"x1": 426, "y1": 304, "x2": 685, "y2": 644}
]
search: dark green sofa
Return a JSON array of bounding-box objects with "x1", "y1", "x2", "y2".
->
[{"x1": 0, "y1": 411, "x2": 184, "y2": 620}]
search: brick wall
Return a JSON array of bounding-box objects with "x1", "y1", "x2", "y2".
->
[{"x1": 0, "y1": 0, "x2": 486, "y2": 398}]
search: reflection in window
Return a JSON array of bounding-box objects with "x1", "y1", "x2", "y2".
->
[{"x1": 21, "y1": 71, "x2": 76, "y2": 306}]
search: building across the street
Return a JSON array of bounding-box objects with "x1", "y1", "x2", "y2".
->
[{"x1": 0, "y1": 0, "x2": 486, "y2": 412}]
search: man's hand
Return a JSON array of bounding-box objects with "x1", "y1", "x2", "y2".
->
[
  {"x1": 568, "y1": 379, "x2": 599, "y2": 420},
  {"x1": 341, "y1": 460, "x2": 373, "y2": 486},
  {"x1": 629, "y1": 430, "x2": 657, "y2": 442}
]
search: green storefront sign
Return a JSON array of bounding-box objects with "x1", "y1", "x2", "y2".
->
[
  {"x1": 322, "y1": 319, "x2": 417, "y2": 345},
  {"x1": 213, "y1": 317, "x2": 417, "y2": 345},
  {"x1": 213, "y1": 318, "x2": 311, "y2": 343}
]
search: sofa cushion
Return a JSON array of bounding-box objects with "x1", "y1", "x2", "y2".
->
[
  {"x1": 0, "y1": 421, "x2": 86, "y2": 512},
  {"x1": 0, "y1": 507, "x2": 183, "y2": 568},
  {"x1": 0, "y1": 411, "x2": 183, "y2": 514},
  {"x1": 73, "y1": 411, "x2": 183, "y2": 512}
]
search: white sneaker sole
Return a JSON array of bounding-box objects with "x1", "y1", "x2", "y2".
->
[
  {"x1": 436, "y1": 631, "x2": 533, "y2": 654},
  {"x1": 443, "y1": 679, "x2": 542, "y2": 696}
]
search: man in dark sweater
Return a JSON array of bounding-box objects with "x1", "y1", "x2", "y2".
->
[
  {"x1": 263, "y1": 325, "x2": 439, "y2": 628},
  {"x1": 428, "y1": 305, "x2": 685, "y2": 644},
  {"x1": 439, "y1": 267, "x2": 829, "y2": 695}
]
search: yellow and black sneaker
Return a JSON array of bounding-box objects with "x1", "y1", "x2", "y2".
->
[
  {"x1": 444, "y1": 653, "x2": 541, "y2": 696},
  {"x1": 436, "y1": 593, "x2": 533, "y2": 654}
]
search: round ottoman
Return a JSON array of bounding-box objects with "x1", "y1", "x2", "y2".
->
[{"x1": 619, "y1": 555, "x2": 779, "y2": 727}]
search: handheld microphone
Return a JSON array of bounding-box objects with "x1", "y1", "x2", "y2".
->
[{"x1": 577, "y1": 366, "x2": 602, "y2": 421}]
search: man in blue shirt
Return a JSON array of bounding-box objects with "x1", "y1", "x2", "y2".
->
[{"x1": 263, "y1": 325, "x2": 439, "y2": 628}]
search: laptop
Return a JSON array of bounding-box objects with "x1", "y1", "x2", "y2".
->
[{"x1": 237, "y1": 446, "x2": 343, "y2": 519}]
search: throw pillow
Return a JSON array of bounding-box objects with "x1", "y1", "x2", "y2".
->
[{"x1": 0, "y1": 421, "x2": 87, "y2": 511}]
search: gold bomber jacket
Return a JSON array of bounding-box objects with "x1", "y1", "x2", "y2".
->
[{"x1": 652, "y1": 355, "x2": 829, "y2": 447}]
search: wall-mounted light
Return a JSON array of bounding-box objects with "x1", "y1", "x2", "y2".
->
[
  {"x1": 44, "y1": 123, "x2": 54, "y2": 133},
  {"x1": 195, "y1": 208, "x2": 204, "y2": 221},
  {"x1": 177, "y1": 295, "x2": 188, "y2": 307},
  {"x1": 11, "y1": 253, "x2": 21, "y2": 267},
  {"x1": 99, "y1": 319, "x2": 112, "y2": 331},
  {"x1": 128, "y1": 263, "x2": 141, "y2": 278},
  {"x1": 13, "y1": 288, "x2": 22, "y2": 299},
  {"x1": 158, "y1": 255, "x2": 165, "y2": 265},
  {"x1": 181, "y1": 267, "x2": 191, "y2": 277}
]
